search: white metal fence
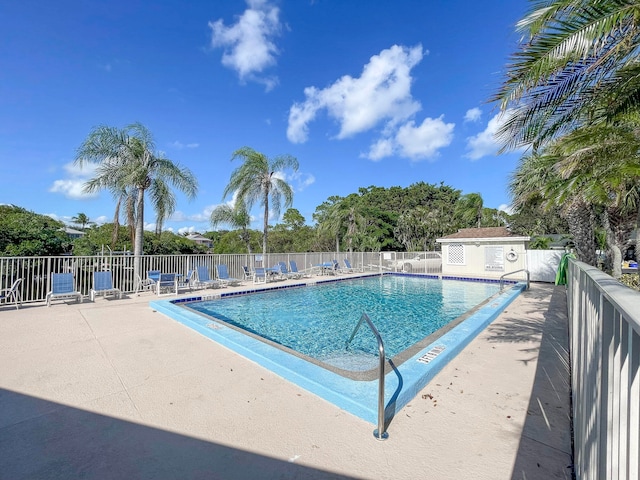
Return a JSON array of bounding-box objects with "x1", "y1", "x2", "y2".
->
[
  {"x1": 0, "y1": 251, "x2": 404, "y2": 304},
  {"x1": 0, "y1": 249, "x2": 557, "y2": 305},
  {"x1": 567, "y1": 259, "x2": 640, "y2": 479}
]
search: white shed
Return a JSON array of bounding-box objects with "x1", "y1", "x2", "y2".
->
[{"x1": 436, "y1": 227, "x2": 530, "y2": 280}]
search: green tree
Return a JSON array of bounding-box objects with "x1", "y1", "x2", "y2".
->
[
  {"x1": 0, "y1": 205, "x2": 70, "y2": 256},
  {"x1": 510, "y1": 149, "x2": 599, "y2": 265},
  {"x1": 507, "y1": 202, "x2": 569, "y2": 237},
  {"x1": 529, "y1": 236, "x2": 553, "y2": 250},
  {"x1": 70, "y1": 212, "x2": 95, "y2": 230},
  {"x1": 544, "y1": 120, "x2": 640, "y2": 276},
  {"x1": 75, "y1": 122, "x2": 198, "y2": 281},
  {"x1": 223, "y1": 147, "x2": 299, "y2": 256},
  {"x1": 72, "y1": 223, "x2": 132, "y2": 255},
  {"x1": 395, "y1": 207, "x2": 448, "y2": 251},
  {"x1": 315, "y1": 194, "x2": 365, "y2": 253},
  {"x1": 282, "y1": 208, "x2": 306, "y2": 230},
  {"x1": 210, "y1": 200, "x2": 254, "y2": 254},
  {"x1": 455, "y1": 193, "x2": 484, "y2": 228},
  {"x1": 269, "y1": 208, "x2": 315, "y2": 252}
]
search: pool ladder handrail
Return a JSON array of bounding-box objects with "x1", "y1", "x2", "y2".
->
[
  {"x1": 345, "y1": 312, "x2": 388, "y2": 441},
  {"x1": 499, "y1": 269, "x2": 530, "y2": 291}
]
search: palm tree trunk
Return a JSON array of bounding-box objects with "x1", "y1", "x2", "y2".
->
[
  {"x1": 634, "y1": 204, "x2": 640, "y2": 280},
  {"x1": 134, "y1": 187, "x2": 145, "y2": 284},
  {"x1": 603, "y1": 209, "x2": 622, "y2": 278},
  {"x1": 262, "y1": 200, "x2": 269, "y2": 256},
  {"x1": 242, "y1": 228, "x2": 252, "y2": 255},
  {"x1": 111, "y1": 200, "x2": 122, "y2": 249},
  {"x1": 564, "y1": 199, "x2": 597, "y2": 266}
]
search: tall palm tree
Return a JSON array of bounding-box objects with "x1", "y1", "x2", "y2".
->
[
  {"x1": 223, "y1": 147, "x2": 299, "y2": 256},
  {"x1": 455, "y1": 193, "x2": 484, "y2": 228},
  {"x1": 210, "y1": 200, "x2": 253, "y2": 253},
  {"x1": 70, "y1": 213, "x2": 94, "y2": 230},
  {"x1": 493, "y1": 0, "x2": 640, "y2": 150},
  {"x1": 75, "y1": 122, "x2": 198, "y2": 281}
]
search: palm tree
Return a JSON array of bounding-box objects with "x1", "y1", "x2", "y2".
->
[
  {"x1": 547, "y1": 120, "x2": 640, "y2": 276},
  {"x1": 210, "y1": 200, "x2": 253, "y2": 253},
  {"x1": 509, "y1": 150, "x2": 599, "y2": 265},
  {"x1": 455, "y1": 193, "x2": 484, "y2": 228},
  {"x1": 75, "y1": 122, "x2": 198, "y2": 281},
  {"x1": 223, "y1": 147, "x2": 299, "y2": 256},
  {"x1": 71, "y1": 213, "x2": 94, "y2": 230},
  {"x1": 493, "y1": 1, "x2": 640, "y2": 150}
]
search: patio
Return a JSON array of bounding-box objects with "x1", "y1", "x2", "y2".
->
[{"x1": 0, "y1": 280, "x2": 572, "y2": 479}]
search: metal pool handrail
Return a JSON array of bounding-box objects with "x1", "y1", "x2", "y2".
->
[
  {"x1": 499, "y1": 269, "x2": 530, "y2": 291},
  {"x1": 346, "y1": 313, "x2": 388, "y2": 441}
]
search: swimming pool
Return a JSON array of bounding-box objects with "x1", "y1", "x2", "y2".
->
[
  {"x1": 183, "y1": 275, "x2": 499, "y2": 379},
  {"x1": 150, "y1": 274, "x2": 525, "y2": 425}
]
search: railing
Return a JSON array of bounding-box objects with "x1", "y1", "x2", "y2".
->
[
  {"x1": 346, "y1": 313, "x2": 388, "y2": 440},
  {"x1": 0, "y1": 252, "x2": 385, "y2": 304},
  {"x1": 567, "y1": 259, "x2": 640, "y2": 480},
  {"x1": 499, "y1": 268, "x2": 530, "y2": 291}
]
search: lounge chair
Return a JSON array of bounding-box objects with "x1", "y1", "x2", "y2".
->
[
  {"x1": 253, "y1": 267, "x2": 267, "y2": 284},
  {"x1": 134, "y1": 270, "x2": 158, "y2": 294},
  {"x1": 178, "y1": 269, "x2": 195, "y2": 291},
  {"x1": 288, "y1": 260, "x2": 312, "y2": 278},
  {"x1": 46, "y1": 273, "x2": 82, "y2": 306},
  {"x1": 147, "y1": 270, "x2": 161, "y2": 284},
  {"x1": 278, "y1": 261, "x2": 302, "y2": 279},
  {"x1": 242, "y1": 266, "x2": 253, "y2": 281},
  {"x1": 90, "y1": 271, "x2": 122, "y2": 301},
  {"x1": 343, "y1": 259, "x2": 363, "y2": 273},
  {"x1": 156, "y1": 273, "x2": 178, "y2": 296},
  {"x1": 195, "y1": 266, "x2": 220, "y2": 289},
  {"x1": 0, "y1": 278, "x2": 22, "y2": 309},
  {"x1": 216, "y1": 264, "x2": 242, "y2": 287}
]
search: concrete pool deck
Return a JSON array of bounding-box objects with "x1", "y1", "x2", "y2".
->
[{"x1": 0, "y1": 278, "x2": 572, "y2": 479}]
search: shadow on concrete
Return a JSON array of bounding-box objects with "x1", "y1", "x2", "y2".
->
[
  {"x1": 485, "y1": 285, "x2": 574, "y2": 479},
  {"x1": 0, "y1": 388, "x2": 359, "y2": 480}
]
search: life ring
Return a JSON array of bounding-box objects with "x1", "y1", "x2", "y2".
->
[{"x1": 506, "y1": 250, "x2": 518, "y2": 262}]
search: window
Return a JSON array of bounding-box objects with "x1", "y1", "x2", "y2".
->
[{"x1": 447, "y1": 243, "x2": 465, "y2": 265}]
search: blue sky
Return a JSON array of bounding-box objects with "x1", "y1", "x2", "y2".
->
[{"x1": 1, "y1": 0, "x2": 529, "y2": 234}]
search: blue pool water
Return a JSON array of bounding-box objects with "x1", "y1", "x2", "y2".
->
[
  {"x1": 150, "y1": 274, "x2": 524, "y2": 425},
  {"x1": 186, "y1": 275, "x2": 499, "y2": 367}
]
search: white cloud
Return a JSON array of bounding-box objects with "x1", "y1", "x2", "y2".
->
[
  {"x1": 178, "y1": 226, "x2": 197, "y2": 235},
  {"x1": 94, "y1": 215, "x2": 108, "y2": 224},
  {"x1": 287, "y1": 44, "x2": 424, "y2": 143},
  {"x1": 394, "y1": 116, "x2": 454, "y2": 160},
  {"x1": 44, "y1": 213, "x2": 62, "y2": 221},
  {"x1": 498, "y1": 204, "x2": 514, "y2": 215},
  {"x1": 170, "y1": 141, "x2": 200, "y2": 149},
  {"x1": 366, "y1": 138, "x2": 395, "y2": 161},
  {"x1": 49, "y1": 162, "x2": 98, "y2": 199},
  {"x1": 465, "y1": 110, "x2": 513, "y2": 161},
  {"x1": 365, "y1": 116, "x2": 454, "y2": 161},
  {"x1": 284, "y1": 171, "x2": 315, "y2": 191},
  {"x1": 209, "y1": 0, "x2": 281, "y2": 89},
  {"x1": 464, "y1": 107, "x2": 481, "y2": 123}
]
